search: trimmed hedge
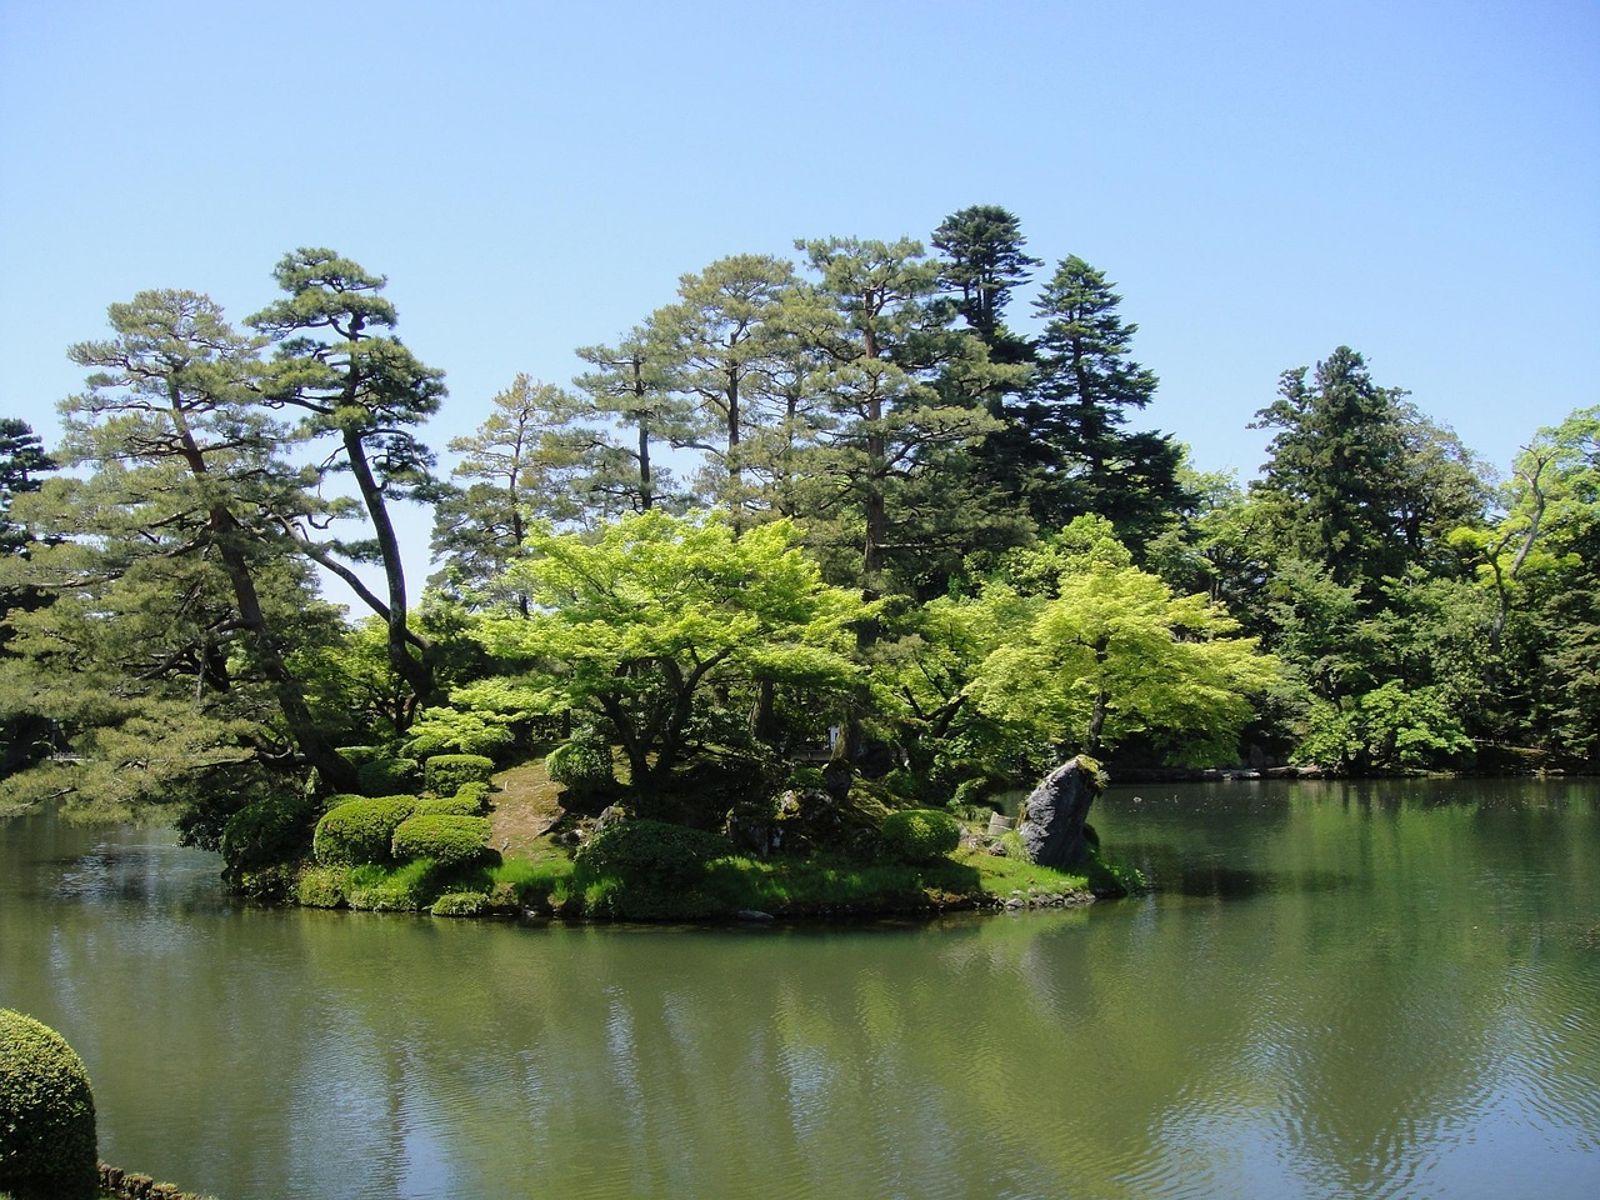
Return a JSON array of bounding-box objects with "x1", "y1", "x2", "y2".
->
[
  {"x1": 391, "y1": 815, "x2": 493, "y2": 869},
  {"x1": 423, "y1": 754, "x2": 495, "y2": 795},
  {"x1": 356, "y1": 757, "x2": 421, "y2": 796},
  {"x1": 220, "y1": 793, "x2": 316, "y2": 873},
  {"x1": 314, "y1": 797, "x2": 418, "y2": 865},
  {"x1": 0, "y1": 1009, "x2": 97, "y2": 1200},
  {"x1": 334, "y1": 745, "x2": 383, "y2": 766},
  {"x1": 576, "y1": 819, "x2": 732, "y2": 888},
  {"x1": 415, "y1": 794, "x2": 485, "y2": 818},
  {"x1": 880, "y1": 809, "x2": 961, "y2": 863},
  {"x1": 454, "y1": 781, "x2": 492, "y2": 812}
]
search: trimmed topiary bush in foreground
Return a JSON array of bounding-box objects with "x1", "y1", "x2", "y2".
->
[
  {"x1": 881, "y1": 809, "x2": 962, "y2": 863},
  {"x1": 454, "y1": 782, "x2": 492, "y2": 812},
  {"x1": 423, "y1": 754, "x2": 495, "y2": 795},
  {"x1": 546, "y1": 730, "x2": 615, "y2": 793},
  {"x1": 314, "y1": 797, "x2": 418, "y2": 865},
  {"x1": 391, "y1": 815, "x2": 493, "y2": 869},
  {"x1": 0, "y1": 1009, "x2": 97, "y2": 1200},
  {"x1": 356, "y1": 757, "x2": 421, "y2": 796}
]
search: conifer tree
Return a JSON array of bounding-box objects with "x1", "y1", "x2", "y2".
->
[
  {"x1": 1025, "y1": 255, "x2": 1185, "y2": 549},
  {"x1": 250, "y1": 249, "x2": 445, "y2": 711}
]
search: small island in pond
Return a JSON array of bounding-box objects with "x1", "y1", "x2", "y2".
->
[{"x1": 2, "y1": 208, "x2": 1596, "y2": 919}]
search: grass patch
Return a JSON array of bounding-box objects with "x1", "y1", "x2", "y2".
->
[
  {"x1": 346, "y1": 859, "x2": 440, "y2": 911},
  {"x1": 487, "y1": 848, "x2": 574, "y2": 909}
]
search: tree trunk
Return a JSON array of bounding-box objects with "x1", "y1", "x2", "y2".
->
[{"x1": 342, "y1": 430, "x2": 435, "y2": 711}]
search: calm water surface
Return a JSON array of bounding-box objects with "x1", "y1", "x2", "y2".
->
[{"x1": 2, "y1": 779, "x2": 1598, "y2": 1199}]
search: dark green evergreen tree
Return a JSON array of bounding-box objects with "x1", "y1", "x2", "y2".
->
[{"x1": 1023, "y1": 256, "x2": 1186, "y2": 550}]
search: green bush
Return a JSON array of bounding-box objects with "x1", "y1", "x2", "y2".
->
[
  {"x1": 391, "y1": 815, "x2": 493, "y2": 869},
  {"x1": 880, "y1": 809, "x2": 961, "y2": 863},
  {"x1": 949, "y1": 777, "x2": 993, "y2": 809},
  {"x1": 334, "y1": 745, "x2": 383, "y2": 766},
  {"x1": 415, "y1": 794, "x2": 485, "y2": 818},
  {"x1": 787, "y1": 766, "x2": 826, "y2": 789},
  {"x1": 0, "y1": 1009, "x2": 97, "y2": 1200},
  {"x1": 546, "y1": 730, "x2": 615, "y2": 791},
  {"x1": 220, "y1": 792, "x2": 317, "y2": 873},
  {"x1": 423, "y1": 754, "x2": 495, "y2": 795},
  {"x1": 356, "y1": 757, "x2": 421, "y2": 796},
  {"x1": 314, "y1": 797, "x2": 418, "y2": 866},
  {"x1": 576, "y1": 819, "x2": 732, "y2": 888},
  {"x1": 295, "y1": 865, "x2": 349, "y2": 908},
  {"x1": 430, "y1": 890, "x2": 489, "y2": 917},
  {"x1": 454, "y1": 781, "x2": 492, "y2": 812}
]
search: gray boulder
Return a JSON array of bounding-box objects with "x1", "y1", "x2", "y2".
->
[{"x1": 1017, "y1": 756, "x2": 1105, "y2": 868}]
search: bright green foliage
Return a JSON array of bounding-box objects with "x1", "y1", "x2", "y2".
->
[
  {"x1": 423, "y1": 753, "x2": 495, "y2": 795},
  {"x1": 345, "y1": 860, "x2": 437, "y2": 911},
  {"x1": 403, "y1": 676, "x2": 536, "y2": 759},
  {"x1": 545, "y1": 728, "x2": 615, "y2": 792},
  {"x1": 0, "y1": 1009, "x2": 97, "y2": 1200},
  {"x1": 356, "y1": 757, "x2": 420, "y2": 796},
  {"x1": 1296, "y1": 683, "x2": 1474, "y2": 772},
  {"x1": 880, "y1": 809, "x2": 961, "y2": 862},
  {"x1": 391, "y1": 814, "x2": 492, "y2": 868},
  {"x1": 453, "y1": 781, "x2": 492, "y2": 810},
  {"x1": 220, "y1": 793, "x2": 318, "y2": 874},
  {"x1": 972, "y1": 518, "x2": 1280, "y2": 762},
  {"x1": 414, "y1": 793, "x2": 487, "y2": 818},
  {"x1": 480, "y1": 512, "x2": 868, "y2": 795},
  {"x1": 314, "y1": 797, "x2": 418, "y2": 865}
]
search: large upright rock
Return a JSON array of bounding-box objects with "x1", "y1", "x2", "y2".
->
[{"x1": 1017, "y1": 756, "x2": 1104, "y2": 868}]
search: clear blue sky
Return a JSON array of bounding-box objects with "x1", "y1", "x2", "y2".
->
[{"x1": 3, "y1": 0, "x2": 1596, "y2": 589}]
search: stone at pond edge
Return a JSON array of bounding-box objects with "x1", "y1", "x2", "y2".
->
[{"x1": 1017, "y1": 756, "x2": 1104, "y2": 869}]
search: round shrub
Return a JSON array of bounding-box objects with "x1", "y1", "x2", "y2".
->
[
  {"x1": 431, "y1": 890, "x2": 489, "y2": 917},
  {"x1": 356, "y1": 757, "x2": 421, "y2": 796},
  {"x1": 454, "y1": 781, "x2": 492, "y2": 812},
  {"x1": 415, "y1": 794, "x2": 485, "y2": 818},
  {"x1": 576, "y1": 819, "x2": 733, "y2": 888},
  {"x1": 0, "y1": 1009, "x2": 97, "y2": 1200},
  {"x1": 334, "y1": 745, "x2": 383, "y2": 766},
  {"x1": 423, "y1": 754, "x2": 495, "y2": 796},
  {"x1": 220, "y1": 792, "x2": 317, "y2": 874},
  {"x1": 391, "y1": 815, "x2": 493, "y2": 869},
  {"x1": 880, "y1": 809, "x2": 961, "y2": 863},
  {"x1": 314, "y1": 797, "x2": 418, "y2": 866},
  {"x1": 546, "y1": 731, "x2": 615, "y2": 791}
]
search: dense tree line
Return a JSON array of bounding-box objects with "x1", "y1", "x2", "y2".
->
[{"x1": 2, "y1": 207, "x2": 1595, "y2": 862}]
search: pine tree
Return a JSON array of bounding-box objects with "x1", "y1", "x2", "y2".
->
[{"x1": 250, "y1": 249, "x2": 445, "y2": 712}]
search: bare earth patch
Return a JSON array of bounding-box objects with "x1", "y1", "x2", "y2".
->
[{"x1": 487, "y1": 759, "x2": 567, "y2": 857}]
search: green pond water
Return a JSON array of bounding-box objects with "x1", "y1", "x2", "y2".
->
[{"x1": 2, "y1": 779, "x2": 1598, "y2": 1200}]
